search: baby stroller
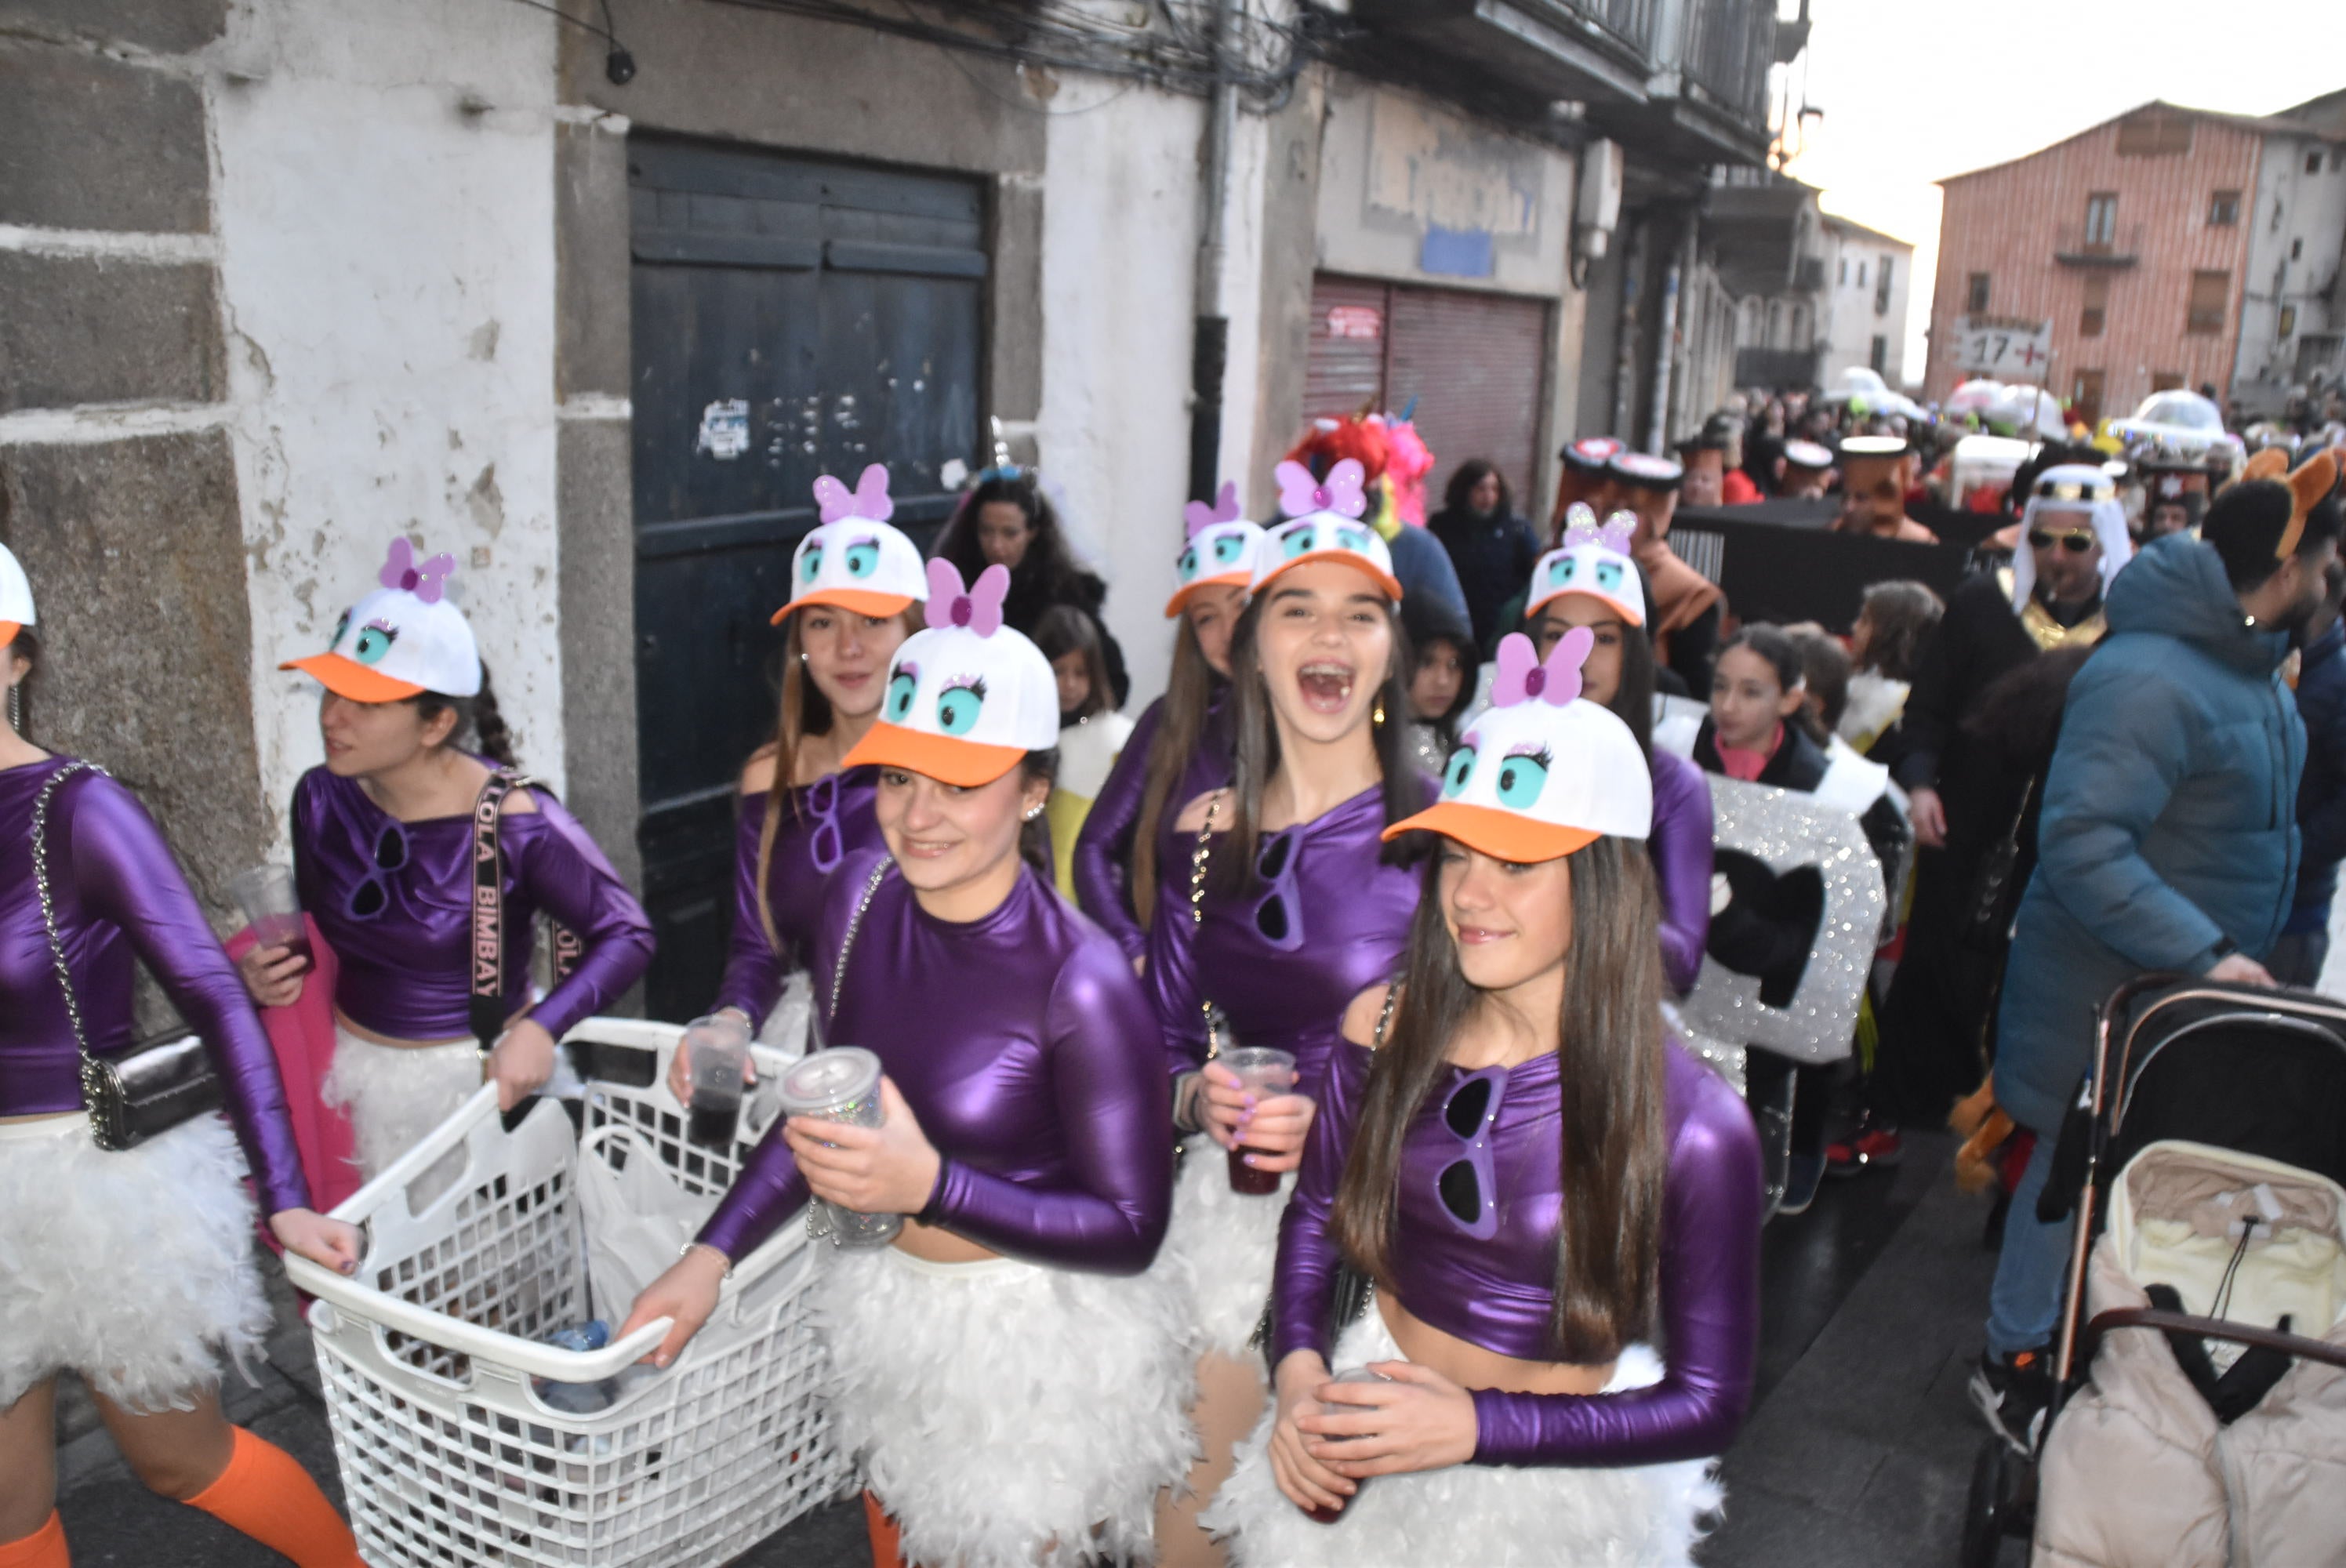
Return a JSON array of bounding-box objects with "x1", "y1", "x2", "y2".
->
[{"x1": 1961, "y1": 973, "x2": 2346, "y2": 1567}]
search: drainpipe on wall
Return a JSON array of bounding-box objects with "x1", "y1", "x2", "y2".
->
[
  {"x1": 1646, "y1": 217, "x2": 1682, "y2": 454},
  {"x1": 1612, "y1": 218, "x2": 1647, "y2": 438},
  {"x1": 1188, "y1": 0, "x2": 1238, "y2": 503}
]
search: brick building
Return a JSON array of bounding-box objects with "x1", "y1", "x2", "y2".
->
[{"x1": 1925, "y1": 96, "x2": 2346, "y2": 425}]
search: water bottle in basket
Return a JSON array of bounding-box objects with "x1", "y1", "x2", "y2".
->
[
  {"x1": 775, "y1": 1047, "x2": 903, "y2": 1247},
  {"x1": 534, "y1": 1319, "x2": 617, "y2": 1414}
]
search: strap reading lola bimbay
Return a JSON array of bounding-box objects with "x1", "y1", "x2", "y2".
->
[{"x1": 469, "y1": 770, "x2": 582, "y2": 1055}]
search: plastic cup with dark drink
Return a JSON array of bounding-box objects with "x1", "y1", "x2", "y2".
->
[
  {"x1": 230, "y1": 863, "x2": 310, "y2": 968},
  {"x1": 1217, "y1": 1046, "x2": 1297, "y2": 1195},
  {"x1": 681, "y1": 1012, "x2": 753, "y2": 1151},
  {"x1": 775, "y1": 1047, "x2": 902, "y2": 1247},
  {"x1": 1301, "y1": 1366, "x2": 1391, "y2": 1523}
]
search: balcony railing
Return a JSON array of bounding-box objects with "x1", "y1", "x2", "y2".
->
[
  {"x1": 1549, "y1": 0, "x2": 1658, "y2": 56},
  {"x1": 1680, "y1": 0, "x2": 1775, "y2": 122},
  {"x1": 2054, "y1": 223, "x2": 2144, "y2": 267}
]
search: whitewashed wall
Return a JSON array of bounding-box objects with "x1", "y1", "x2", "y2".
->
[{"x1": 211, "y1": 0, "x2": 561, "y2": 837}]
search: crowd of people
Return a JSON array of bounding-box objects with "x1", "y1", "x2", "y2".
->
[{"x1": 2, "y1": 378, "x2": 2341, "y2": 1568}]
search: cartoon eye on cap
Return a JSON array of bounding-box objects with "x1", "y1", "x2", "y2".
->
[
  {"x1": 1526, "y1": 506, "x2": 1645, "y2": 627},
  {"x1": 1167, "y1": 483, "x2": 1270, "y2": 617},
  {"x1": 1252, "y1": 459, "x2": 1404, "y2": 601},
  {"x1": 1382, "y1": 630, "x2": 1651, "y2": 861}
]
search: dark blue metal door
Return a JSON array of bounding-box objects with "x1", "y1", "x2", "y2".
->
[{"x1": 629, "y1": 136, "x2": 986, "y2": 1020}]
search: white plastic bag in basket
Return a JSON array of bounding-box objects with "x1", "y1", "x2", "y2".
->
[{"x1": 576, "y1": 1125, "x2": 719, "y2": 1320}]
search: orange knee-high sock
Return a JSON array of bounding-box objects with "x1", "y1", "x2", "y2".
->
[
  {"x1": 0, "y1": 1512, "x2": 68, "y2": 1568},
  {"x1": 863, "y1": 1490, "x2": 907, "y2": 1568},
  {"x1": 183, "y1": 1428, "x2": 361, "y2": 1568}
]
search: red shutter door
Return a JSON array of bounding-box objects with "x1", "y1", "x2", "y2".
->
[
  {"x1": 1385, "y1": 288, "x2": 1549, "y2": 506},
  {"x1": 1305, "y1": 275, "x2": 1391, "y2": 423}
]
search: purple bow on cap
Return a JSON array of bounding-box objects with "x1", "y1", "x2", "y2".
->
[
  {"x1": 926, "y1": 558, "x2": 1009, "y2": 637},
  {"x1": 380, "y1": 538, "x2": 457, "y2": 605},
  {"x1": 1183, "y1": 481, "x2": 1244, "y2": 538},
  {"x1": 1491, "y1": 629, "x2": 1592, "y2": 707},
  {"x1": 1561, "y1": 503, "x2": 1639, "y2": 554},
  {"x1": 814, "y1": 463, "x2": 895, "y2": 524},
  {"x1": 1273, "y1": 458, "x2": 1368, "y2": 521}
]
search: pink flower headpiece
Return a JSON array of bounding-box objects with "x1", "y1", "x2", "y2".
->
[
  {"x1": 1491, "y1": 628, "x2": 1593, "y2": 708},
  {"x1": 925, "y1": 559, "x2": 1010, "y2": 637},
  {"x1": 1183, "y1": 481, "x2": 1244, "y2": 537},
  {"x1": 1560, "y1": 503, "x2": 1638, "y2": 554},
  {"x1": 814, "y1": 463, "x2": 895, "y2": 524},
  {"x1": 380, "y1": 538, "x2": 456, "y2": 604},
  {"x1": 1273, "y1": 457, "x2": 1367, "y2": 521}
]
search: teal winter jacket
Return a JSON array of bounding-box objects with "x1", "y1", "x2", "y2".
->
[{"x1": 1992, "y1": 533, "x2": 2304, "y2": 1134}]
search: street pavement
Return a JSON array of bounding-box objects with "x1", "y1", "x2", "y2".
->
[{"x1": 54, "y1": 1133, "x2": 2019, "y2": 1566}]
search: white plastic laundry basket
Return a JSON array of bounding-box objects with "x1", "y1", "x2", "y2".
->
[{"x1": 285, "y1": 1018, "x2": 849, "y2": 1567}]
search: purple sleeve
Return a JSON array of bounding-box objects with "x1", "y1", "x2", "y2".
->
[
  {"x1": 927, "y1": 940, "x2": 1174, "y2": 1272},
  {"x1": 1650, "y1": 753, "x2": 1715, "y2": 996},
  {"x1": 710, "y1": 795, "x2": 786, "y2": 1025},
  {"x1": 1468, "y1": 1067, "x2": 1763, "y2": 1466},
  {"x1": 1269, "y1": 1040, "x2": 1367, "y2": 1366},
  {"x1": 1073, "y1": 698, "x2": 1164, "y2": 962},
  {"x1": 513, "y1": 795, "x2": 656, "y2": 1040},
  {"x1": 694, "y1": 1112, "x2": 810, "y2": 1262},
  {"x1": 69, "y1": 775, "x2": 313, "y2": 1217}
]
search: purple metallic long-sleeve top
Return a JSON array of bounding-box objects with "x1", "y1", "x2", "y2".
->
[
  {"x1": 1272, "y1": 1036, "x2": 1762, "y2": 1467},
  {"x1": 1649, "y1": 748, "x2": 1715, "y2": 996},
  {"x1": 1, "y1": 757, "x2": 311, "y2": 1216},
  {"x1": 1072, "y1": 690, "x2": 1235, "y2": 961},
  {"x1": 695, "y1": 848, "x2": 1174, "y2": 1272},
  {"x1": 292, "y1": 767, "x2": 653, "y2": 1042},
  {"x1": 710, "y1": 767, "x2": 882, "y2": 1026},
  {"x1": 1144, "y1": 779, "x2": 1433, "y2": 1093}
]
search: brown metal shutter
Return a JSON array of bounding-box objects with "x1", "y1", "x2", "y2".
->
[
  {"x1": 1385, "y1": 287, "x2": 1549, "y2": 503},
  {"x1": 1305, "y1": 276, "x2": 1389, "y2": 422}
]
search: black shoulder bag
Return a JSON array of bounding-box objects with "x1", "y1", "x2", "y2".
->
[
  {"x1": 32, "y1": 760, "x2": 224, "y2": 1150},
  {"x1": 470, "y1": 771, "x2": 583, "y2": 1123}
]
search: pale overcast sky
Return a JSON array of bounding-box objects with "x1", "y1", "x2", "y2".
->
[{"x1": 1778, "y1": 0, "x2": 2342, "y2": 385}]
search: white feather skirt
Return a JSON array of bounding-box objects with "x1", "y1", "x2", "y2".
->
[
  {"x1": 321, "y1": 1026, "x2": 480, "y2": 1201},
  {"x1": 817, "y1": 1243, "x2": 1198, "y2": 1568},
  {"x1": 1149, "y1": 1139, "x2": 1295, "y2": 1361},
  {"x1": 1202, "y1": 1309, "x2": 1723, "y2": 1568},
  {"x1": 0, "y1": 1112, "x2": 271, "y2": 1414}
]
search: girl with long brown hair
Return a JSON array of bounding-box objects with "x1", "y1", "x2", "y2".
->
[
  {"x1": 1073, "y1": 484, "x2": 1260, "y2": 966},
  {"x1": 1144, "y1": 461, "x2": 1436, "y2": 1566},
  {"x1": 685, "y1": 468, "x2": 931, "y2": 1069},
  {"x1": 1206, "y1": 630, "x2": 1763, "y2": 1566}
]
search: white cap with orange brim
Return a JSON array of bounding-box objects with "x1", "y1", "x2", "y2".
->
[
  {"x1": 1526, "y1": 504, "x2": 1646, "y2": 627},
  {"x1": 1254, "y1": 458, "x2": 1403, "y2": 601},
  {"x1": 0, "y1": 542, "x2": 32, "y2": 650},
  {"x1": 1165, "y1": 481, "x2": 1267, "y2": 616},
  {"x1": 774, "y1": 465, "x2": 930, "y2": 623},
  {"x1": 1383, "y1": 629, "x2": 1651, "y2": 862},
  {"x1": 841, "y1": 560, "x2": 1061, "y2": 788},
  {"x1": 281, "y1": 539, "x2": 482, "y2": 702}
]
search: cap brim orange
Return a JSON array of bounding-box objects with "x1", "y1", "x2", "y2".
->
[
  {"x1": 1524, "y1": 586, "x2": 1646, "y2": 630},
  {"x1": 1164, "y1": 572, "x2": 1251, "y2": 618},
  {"x1": 771, "y1": 588, "x2": 917, "y2": 625},
  {"x1": 841, "y1": 719, "x2": 1026, "y2": 788},
  {"x1": 279, "y1": 652, "x2": 426, "y2": 702},
  {"x1": 1255, "y1": 551, "x2": 1404, "y2": 602},
  {"x1": 1380, "y1": 800, "x2": 1597, "y2": 863},
  {"x1": 0, "y1": 622, "x2": 18, "y2": 649}
]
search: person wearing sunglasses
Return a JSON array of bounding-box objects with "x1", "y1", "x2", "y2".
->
[
  {"x1": 1143, "y1": 459, "x2": 1436, "y2": 1568},
  {"x1": 1072, "y1": 485, "x2": 1262, "y2": 970},
  {"x1": 1526, "y1": 505, "x2": 1713, "y2": 997},
  {"x1": 1, "y1": 545, "x2": 370, "y2": 1568},
  {"x1": 1204, "y1": 628, "x2": 1761, "y2": 1566},
  {"x1": 677, "y1": 469, "x2": 929, "y2": 1091},
  {"x1": 1868, "y1": 456, "x2": 2130, "y2": 1178},
  {"x1": 256, "y1": 541, "x2": 652, "y2": 1186},
  {"x1": 623, "y1": 561, "x2": 1183, "y2": 1568}
]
